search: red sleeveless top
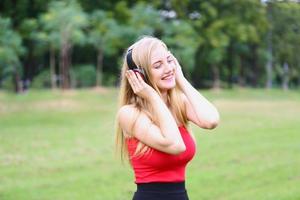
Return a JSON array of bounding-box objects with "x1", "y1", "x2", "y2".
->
[{"x1": 126, "y1": 126, "x2": 196, "y2": 183}]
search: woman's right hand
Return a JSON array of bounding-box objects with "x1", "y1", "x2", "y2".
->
[{"x1": 126, "y1": 70, "x2": 157, "y2": 100}]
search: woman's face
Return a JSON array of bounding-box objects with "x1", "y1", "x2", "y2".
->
[{"x1": 149, "y1": 45, "x2": 176, "y2": 92}]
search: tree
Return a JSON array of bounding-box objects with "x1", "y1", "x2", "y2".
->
[
  {"x1": 19, "y1": 18, "x2": 47, "y2": 90},
  {"x1": 42, "y1": 0, "x2": 88, "y2": 89},
  {"x1": 162, "y1": 19, "x2": 199, "y2": 81},
  {"x1": 269, "y1": 0, "x2": 300, "y2": 89},
  {"x1": 0, "y1": 17, "x2": 25, "y2": 92},
  {"x1": 37, "y1": 12, "x2": 61, "y2": 89},
  {"x1": 170, "y1": 0, "x2": 268, "y2": 88},
  {"x1": 89, "y1": 10, "x2": 124, "y2": 87}
]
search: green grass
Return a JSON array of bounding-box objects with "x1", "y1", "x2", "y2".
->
[{"x1": 0, "y1": 88, "x2": 299, "y2": 200}]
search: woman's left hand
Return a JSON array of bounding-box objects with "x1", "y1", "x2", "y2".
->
[{"x1": 169, "y1": 52, "x2": 186, "y2": 88}]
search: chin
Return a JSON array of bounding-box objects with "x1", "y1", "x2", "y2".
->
[{"x1": 158, "y1": 81, "x2": 176, "y2": 91}]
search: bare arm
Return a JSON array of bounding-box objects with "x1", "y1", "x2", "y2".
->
[
  {"x1": 172, "y1": 54, "x2": 220, "y2": 129},
  {"x1": 180, "y1": 79, "x2": 220, "y2": 129},
  {"x1": 118, "y1": 70, "x2": 185, "y2": 155}
]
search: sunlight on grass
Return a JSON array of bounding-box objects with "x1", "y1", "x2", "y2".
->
[{"x1": 0, "y1": 88, "x2": 299, "y2": 200}]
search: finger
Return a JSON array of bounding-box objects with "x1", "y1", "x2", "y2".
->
[
  {"x1": 134, "y1": 73, "x2": 145, "y2": 91},
  {"x1": 130, "y1": 71, "x2": 146, "y2": 93},
  {"x1": 129, "y1": 71, "x2": 142, "y2": 92},
  {"x1": 136, "y1": 72, "x2": 145, "y2": 84},
  {"x1": 127, "y1": 70, "x2": 137, "y2": 83},
  {"x1": 126, "y1": 71, "x2": 137, "y2": 91},
  {"x1": 129, "y1": 70, "x2": 140, "y2": 87}
]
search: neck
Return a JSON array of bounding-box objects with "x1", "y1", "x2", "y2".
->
[{"x1": 161, "y1": 90, "x2": 168, "y2": 105}]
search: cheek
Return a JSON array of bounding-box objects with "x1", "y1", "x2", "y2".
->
[{"x1": 150, "y1": 69, "x2": 161, "y2": 79}]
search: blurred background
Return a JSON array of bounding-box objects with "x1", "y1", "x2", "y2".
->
[
  {"x1": 0, "y1": 0, "x2": 300, "y2": 91},
  {"x1": 0, "y1": 0, "x2": 299, "y2": 200}
]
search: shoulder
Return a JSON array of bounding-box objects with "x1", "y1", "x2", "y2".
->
[
  {"x1": 117, "y1": 104, "x2": 137, "y2": 119},
  {"x1": 117, "y1": 104, "x2": 151, "y2": 136},
  {"x1": 117, "y1": 105, "x2": 138, "y2": 128}
]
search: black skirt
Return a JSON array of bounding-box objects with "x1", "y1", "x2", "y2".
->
[{"x1": 132, "y1": 182, "x2": 189, "y2": 200}]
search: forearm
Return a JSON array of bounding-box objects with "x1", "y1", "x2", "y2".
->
[
  {"x1": 180, "y1": 78, "x2": 220, "y2": 128},
  {"x1": 148, "y1": 94, "x2": 185, "y2": 146}
]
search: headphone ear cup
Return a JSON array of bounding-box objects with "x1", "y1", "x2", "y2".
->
[
  {"x1": 133, "y1": 69, "x2": 146, "y2": 81},
  {"x1": 126, "y1": 49, "x2": 147, "y2": 81}
]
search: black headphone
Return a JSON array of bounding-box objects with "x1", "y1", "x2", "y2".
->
[{"x1": 126, "y1": 49, "x2": 146, "y2": 80}]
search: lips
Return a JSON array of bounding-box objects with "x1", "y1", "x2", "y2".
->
[{"x1": 162, "y1": 74, "x2": 174, "y2": 80}]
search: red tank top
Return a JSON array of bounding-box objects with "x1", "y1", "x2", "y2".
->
[{"x1": 126, "y1": 125, "x2": 196, "y2": 183}]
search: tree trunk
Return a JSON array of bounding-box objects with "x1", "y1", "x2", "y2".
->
[
  {"x1": 50, "y1": 46, "x2": 56, "y2": 89},
  {"x1": 227, "y1": 44, "x2": 234, "y2": 89},
  {"x1": 265, "y1": 32, "x2": 273, "y2": 89},
  {"x1": 282, "y1": 62, "x2": 289, "y2": 90},
  {"x1": 212, "y1": 64, "x2": 220, "y2": 89},
  {"x1": 68, "y1": 45, "x2": 74, "y2": 88},
  {"x1": 23, "y1": 40, "x2": 33, "y2": 91},
  {"x1": 96, "y1": 48, "x2": 103, "y2": 87},
  {"x1": 238, "y1": 55, "x2": 245, "y2": 87},
  {"x1": 60, "y1": 41, "x2": 70, "y2": 89},
  {"x1": 60, "y1": 29, "x2": 72, "y2": 90},
  {"x1": 13, "y1": 67, "x2": 22, "y2": 93},
  {"x1": 251, "y1": 45, "x2": 258, "y2": 87},
  {"x1": 266, "y1": 2, "x2": 273, "y2": 89}
]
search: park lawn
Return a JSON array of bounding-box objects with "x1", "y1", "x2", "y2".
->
[{"x1": 0, "y1": 88, "x2": 299, "y2": 200}]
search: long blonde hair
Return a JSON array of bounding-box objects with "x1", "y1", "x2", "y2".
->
[{"x1": 115, "y1": 36, "x2": 188, "y2": 163}]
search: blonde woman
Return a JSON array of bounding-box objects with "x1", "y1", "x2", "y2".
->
[{"x1": 116, "y1": 36, "x2": 220, "y2": 200}]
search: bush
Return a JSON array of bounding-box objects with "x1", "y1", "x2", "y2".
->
[
  {"x1": 1, "y1": 75, "x2": 14, "y2": 91},
  {"x1": 31, "y1": 70, "x2": 51, "y2": 89},
  {"x1": 102, "y1": 72, "x2": 117, "y2": 86},
  {"x1": 72, "y1": 64, "x2": 96, "y2": 88}
]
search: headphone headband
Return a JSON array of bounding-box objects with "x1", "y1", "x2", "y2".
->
[
  {"x1": 126, "y1": 49, "x2": 138, "y2": 70},
  {"x1": 126, "y1": 48, "x2": 146, "y2": 80}
]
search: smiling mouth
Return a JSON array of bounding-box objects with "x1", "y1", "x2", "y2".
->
[{"x1": 162, "y1": 74, "x2": 174, "y2": 80}]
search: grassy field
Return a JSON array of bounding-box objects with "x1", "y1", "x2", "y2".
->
[{"x1": 0, "y1": 88, "x2": 299, "y2": 200}]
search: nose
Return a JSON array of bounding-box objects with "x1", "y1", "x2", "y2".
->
[{"x1": 163, "y1": 60, "x2": 174, "y2": 73}]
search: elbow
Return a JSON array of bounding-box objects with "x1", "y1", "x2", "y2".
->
[
  {"x1": 174, "y1": 144, "x2": 186, "y2": 155},
  {"x1": 159, "y1": 136, "x2": 186, "y2": 155},
  {"x1": 205, "y1": 112, "x2": 220, "y2": 130},
  {"x1": 205, "y1": 120, "x2": 219, "y2": 129},
  {"x1": 168, "y1": 143, "x2": 186, "y2": 155}
]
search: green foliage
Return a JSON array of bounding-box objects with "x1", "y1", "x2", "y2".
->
[
  {"x1": 0, "y1": 16, "x2": 24, "y2": 89},
  {"x1": 271, "y1": 1, "x2": 300, "y2": 70},
  {"x1": 102, "y1": 72, "x2": 118, "y2": 86},
  {"x1": 89, "y1": 10, "x2": 124, "y2": 55},
  {"x1": 36, "y1": 0, "x2": 88, "y2": 53},
  {"x1": 162, "y1": 19, "x2": 198, "y2": 79},
  {"x1": 0, "y1": 0, "x2": 299, "y2": 89},
  {"x1": 31, "y1": 69, "x2": 51, "y2": 89},
  {"x1": 42, "y1": 0, "x2": 88, "y2": 43},
  {"x1": 1, "y1": 75, "x2": 14, "y2": 90},
  {"x1": 129, "y1": 3, "x2": 163, "y2": 36},
  {"x1": 71, "y1": 65, "x2": 96, "y2": 88}
]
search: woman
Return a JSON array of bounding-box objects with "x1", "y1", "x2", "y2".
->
[{"x1": 115, "y1": 36, "x2": 220, "y2": 200}]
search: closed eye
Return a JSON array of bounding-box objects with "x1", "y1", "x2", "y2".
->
[{"x1": 153, "y1": 62, "x2": 162, "y2": 69}]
